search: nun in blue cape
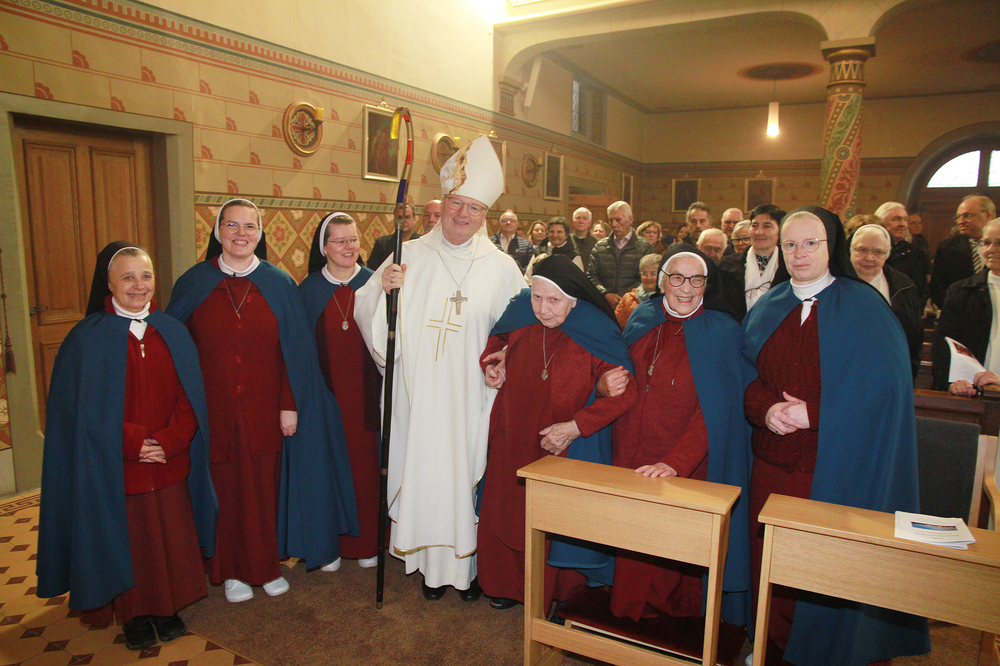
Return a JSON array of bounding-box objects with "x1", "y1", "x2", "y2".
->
[
  {"x1": 37, "y1": 241, "x2": 216, "y2": 623},
  {"x1": 742, "y1": 206, "x2": 929, "y2": 666},
  {"x1": 614, "y1": 244, "x2": 752, "y2": 628},
  {"x1": 166, "y1": 199, "x2": 358, "y2": 578},
  {"x1": 477, "y1": 255, "x2": 636, "y2": 607}
]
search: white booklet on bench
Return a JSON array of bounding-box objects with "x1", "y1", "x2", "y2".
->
[{"x1": 894, "y1": 511, "x2": 976, "y2": 550}]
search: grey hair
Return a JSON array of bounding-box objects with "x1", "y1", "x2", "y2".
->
[
  {"x1": 639, "y1": 253, "x2": 662, "y2": 270},
  {"x1": 607, "y1": 200, "x2": 633, "y2": 217},
  {"x1": 851, "y1": 224, "x2": 892, "y2": 256},
  {"x1": 875, "y1": 202, "x2": 906, "y2": 220}
]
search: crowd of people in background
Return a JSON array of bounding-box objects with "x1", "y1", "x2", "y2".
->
[{"x1": 35, "y1": 129, "x2": 999, "y2": 666}]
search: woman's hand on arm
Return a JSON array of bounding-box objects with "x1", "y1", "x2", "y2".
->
[
  {"x1": 539, "y1": 420, "x2": 581, "y2": 455},
  {"x1": 596, "y1": 366, "x2": 629, "y2": 397}
]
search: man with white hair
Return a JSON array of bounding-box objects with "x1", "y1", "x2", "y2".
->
[
  {"x1": 720, "y1": 207, "x2": 743, "y2": 256},
  {"x1": 849, "y1": 224, "x2": 923, "y2": 379},
  {"x1": 354, "y1": 136, "x2": 525, "y2": 602},
  {"x1": 697, "y1": 228, "x2": 727, "y2": 264},
  {"x1": 571, "y1": 206, "x2": 598, "y2": 270},
  {"x1": 876, "y1": 201, "x2": 930, "y2": 305},
  {"x1": 586, "y1": 201, "x2": 653, "y2": 307}
]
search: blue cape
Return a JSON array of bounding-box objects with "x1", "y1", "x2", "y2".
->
[
  {"x1": 166, "y1": 260, "x2": 359, "y2": 568},
  {"x1": 489, "y1": 288, "x2": 633, "y2": 584},
  {"x1": 36, "y1": 309, "x2": 217, "y2": 610},
  {"x1": 299, "y1": 267, "x2": 374, "y2": 327},
  {"x1": 742, "y1": 278, "x2": 930, "y2": 666},
  {"x1": 623, "y1": 300, "x2": 752, "y2": 628}
]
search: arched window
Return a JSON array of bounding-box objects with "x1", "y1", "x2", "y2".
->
[{"x1": 926, "y1": 150, "x2": 1000, "y2": 189}]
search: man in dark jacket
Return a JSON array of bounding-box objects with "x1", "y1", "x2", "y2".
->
[
  {"x1": 571, "y1": 207, "x2": 598, "y2": 271},
  {"x1": 931, "y1": 216, "x2": 1000, "y2": 393},
  {"x1": 490, "y1": 209, "x2": 534, "y2": 271},
  {"x1": 929, "y1": 195, "x2": 996, "y2": 308},
  {"x1": 367, "y1": 203, "x2": 420, "y2": 269},
  {"x1": 586, "y1": 201, "x2": 652, "y2": 307},
  {"x1": 876, "y1": 201, "x2": 930, "y2": 306}
]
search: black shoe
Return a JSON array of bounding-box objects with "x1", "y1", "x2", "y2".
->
[
  {"x1": 122, "y1": 616, "x2": 157, "y2": 651},
  {"x1": 459, "y1": 577, "x2": 482, "y2": 602},
  {"x1": 422, "y1": 581, "x2": 446, "y2": 601},
  {"x1": 489, "y1": 597, "x2": 518, "y2": 610},
  {"x1": 150, "y1": 614, "x2": 186, "y2": 643}
]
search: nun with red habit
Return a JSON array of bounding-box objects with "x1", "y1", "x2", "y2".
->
[
  {"x1": 299, "y1": 212, "x2": 381, "y2": 568},
  {"x1": 166, "y1": 199, "x2": 358, "y2": 603},
  {"x1": 477, "y1": 254, "x2": 637, "y2": 611},
  {"x1": 742, "y1": 206, "x2": 928, "y2": 665},
  {"x1": 37, "y1": 242, "x2": 216, "y2": 650},
  {"x1": 610, "y1": 244, "x2": 752, "y2": 629}
]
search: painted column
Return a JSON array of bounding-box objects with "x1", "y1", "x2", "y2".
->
[{"x1": 819, "y1": 41, "x2": 876, "y2": 220}]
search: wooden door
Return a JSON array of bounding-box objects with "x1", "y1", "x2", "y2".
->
[{"x1": 12, "y1": 118, "x2": 157, "y2": 426}]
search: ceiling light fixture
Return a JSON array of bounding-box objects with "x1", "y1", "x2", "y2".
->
[{"x1": 767, "y1": 81, "x2": 779, "y2": 137}]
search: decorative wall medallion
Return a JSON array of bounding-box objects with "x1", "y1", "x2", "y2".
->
[
  {"x1": 431, "y1": 133, "x2": 458, "y2": 173},
  {"x1": 522, "y1": 154, "x2": 540, "y2": 188},
  {"x1": 282, "y1": 102, "x2": 324, "y2": 156}
]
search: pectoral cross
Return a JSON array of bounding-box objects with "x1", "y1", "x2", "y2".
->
[{"x1": 449, "y1": 289, "x2": 468, "y2": 315}]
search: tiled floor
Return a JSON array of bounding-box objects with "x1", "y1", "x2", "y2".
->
[{"x1": 0, "y1": 492, "x2": 258, "y2": 666}]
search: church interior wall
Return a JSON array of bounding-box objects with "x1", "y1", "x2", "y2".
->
[{"x1": 0, "y1": 0, "x2": 994, "y2": 494}]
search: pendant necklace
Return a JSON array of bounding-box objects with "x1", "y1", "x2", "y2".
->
[
  {"x1": 644, "y1": 325, "x2": 664, "y2": 392},
  {"x1": 438, "y1": 252, "x2": 474, "y2": 315},
  {"x1": 331, "y1": 286, "x2": 354, "y2": 330},
  {"x1": 541, "y1": 327, "x2": 557, "y2": 380},
  {"x1": 223, "y1": 276, "x2": 252, "y2": 319}
]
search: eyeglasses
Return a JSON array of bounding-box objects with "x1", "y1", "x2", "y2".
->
[
  {"x1": 852, "y1": 246, "x2": 887, "y2": 257},
  {"x1": 955, "y1": 211, "x2": 986, "y2": 222},
  {"x1": 222, "y1": 222, "x2": 260, "y2": 234},
  {"x1": 745, "y1": 282, "x2": 772, "y2": 298},
  {"x1": 732, "y1": 236, "x2": 751, "y2": 244},
  {"x1": 326, "y1": 237, "x2": 360, "y2": 247},
  {"x1": 780, "y1": 238, "x2": 827, "y2": 254},
  {"x1": 640, "y1": 271, "x2": 658, "y2": 278},
  {"x1": 445, "y1": 197, "x2": 487, "y2": 217},
  {"x1": 663, "y1": 273, "x2": 707, "y2": 288}
]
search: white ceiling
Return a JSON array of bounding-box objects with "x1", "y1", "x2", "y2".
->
[{"x1": 544, "y1": 0, "x2": 1000, "y2": 113}]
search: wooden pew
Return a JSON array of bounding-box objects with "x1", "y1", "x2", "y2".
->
[
  {"x1": 914, "y1": 386, "x2": 1000, "y2": 437},
  {"x1": 753, "y1": 494, "x2": 1000, "y2": 666},
  {"x1": 518, "y1": 456, "x2": 739, "y2": 666}
]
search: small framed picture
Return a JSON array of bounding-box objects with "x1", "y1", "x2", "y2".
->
[
  {"x1": 431, "y1": 132, "x2": 458, "y2": 173},
  {"x1": 672, "y1": 178, "x2": 700, "y2": 213},
  {"x1": 489, "y1": 137, "x2": 507, "y2": 176},
  {"x1": 622, "y1": 173, "x2": 633, "y2": 205},
  {"x1": 544, "y1": 152, "x2": 562, "y2": 201},
  {"x1": 746, "y1": 177, "x2": 776, "y2": 211},
  {"x1": 363, "y1": 104, "x2": 399, "y2": 182}
]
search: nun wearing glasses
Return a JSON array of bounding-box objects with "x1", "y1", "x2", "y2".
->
[
  {"x1": 741, "y1": 206, "x2": 928, "y2": 666},
  {"x1": 300, "y1": 212, "x2": 381, "y2": 570},
  {"x1": 167, "y1": 199, "x2": 358, "y2": 604},
  {"x1": 604, "y1": 244, "x2": 751, "y2": 630}
]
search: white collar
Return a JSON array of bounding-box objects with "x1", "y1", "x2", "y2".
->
[
  {"x1": 661, "y1": 295, "x2": 701, "y2": 319},
  {"x1": 218, "y1": 254, "x2": 260, "y2": 277},
  {"x1": 989, "y1": 272, "x2": 1000, "y2": 286},
  {"x1": 442, "y1": 235, "x2": 474, "y2": 250},
  {"x1": 112, "y1": 298, "x2": 150, "y2": 340},
  {"x1": 791, "y1": 271, "x2": 835, "y2": 301},
  {"x1": 322, "y1": 263, "x2": 361, "y2": 285}
]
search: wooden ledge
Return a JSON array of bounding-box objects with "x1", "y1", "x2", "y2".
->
[{"x1": 517, "y1": 457, "x2": 739, "y2": 516}]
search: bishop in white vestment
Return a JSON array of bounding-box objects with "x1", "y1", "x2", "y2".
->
[{"x1": 354, "y1": 136, "x2": 524, "y2": 597}]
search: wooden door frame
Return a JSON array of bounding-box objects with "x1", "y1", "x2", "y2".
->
[{"x1": 0, "y1": 93, "x2": 196, "y2": 493}]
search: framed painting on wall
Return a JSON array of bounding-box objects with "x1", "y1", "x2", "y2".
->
[
  {"x1": 363, "y1": 104, "x2": 399, "y2": 182},
  {"x1": 489, "y1": 137, "x2": 507, "y2": 176},
  {"x1": 672, "y1": 178, "x2": 700, "y2": 213},
  {"x1": 622, "y1": 173, "x2": 633, "y2": 205},
  {"x1": 746, "y1": 177, "x2": 776, "y2": 212},
  {"x1": 544, "y1": 152, "x2": 562, "y2": 201}
]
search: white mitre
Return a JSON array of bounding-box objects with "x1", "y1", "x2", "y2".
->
[{"x1": 440, "y1": 135, "x2": 504, "y2": 208}]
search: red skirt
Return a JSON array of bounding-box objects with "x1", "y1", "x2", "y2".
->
[
  {"x1": 82, "y1": 482, "x2": 206, "y2": 624},
  {"x1": 477, "y1": 529, "x2": 586, "y2": 612}
]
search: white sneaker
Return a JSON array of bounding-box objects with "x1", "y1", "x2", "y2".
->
[
  {"x1": 320, "y1": 558, "x2": 342, "y2": 572},
  {"x1": 224, "y1": 579, "x2": 253, "y2": 603},
  {"x1": 745, "y1": 653, "x2": 753, "y2": 666},
  {"x1": 262, "y1": 576, "x2": 290, "y2": 597},
  {"x1": 357, "y1": 556, "x2": 378, "y2": 569}
]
